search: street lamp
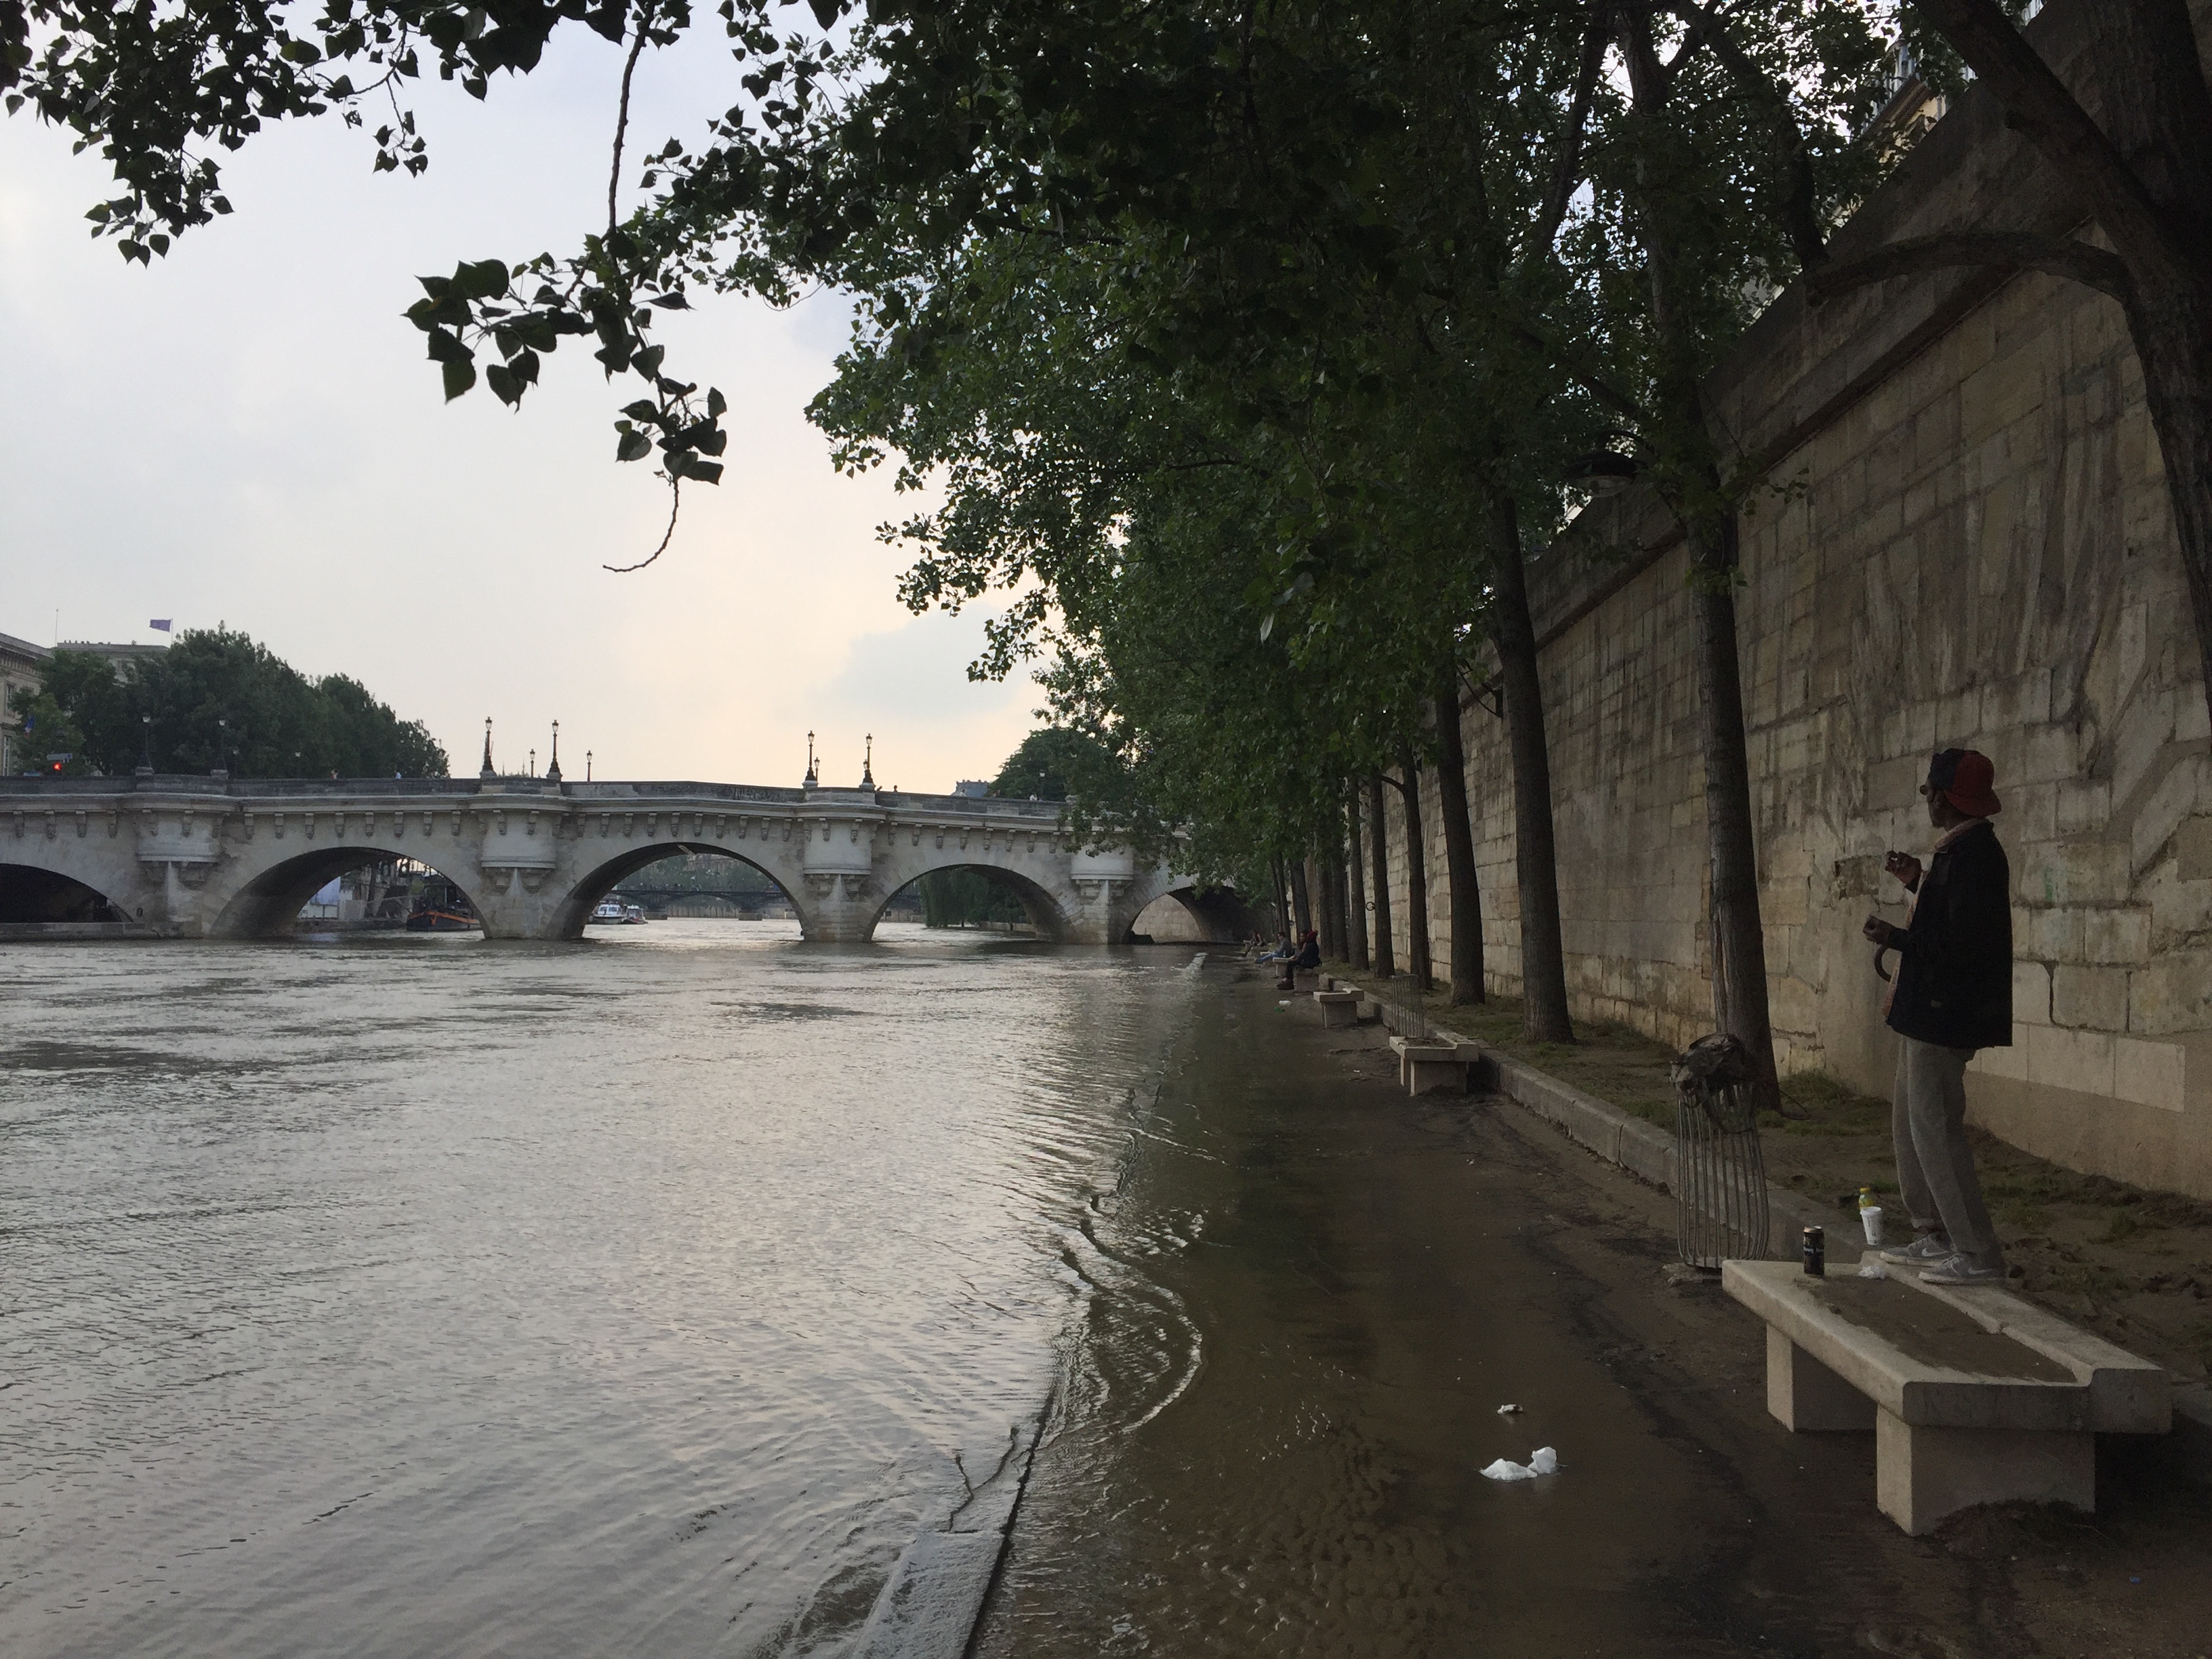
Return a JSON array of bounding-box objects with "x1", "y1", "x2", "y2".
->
[
  {"x1": 546, "y1": 720, "x2": 562, "y2": 783},
  {"x1": 214, "y1": 717, "x2": 228, "y2": 781},
  {"x1": 804, "y1": 730, "x2": 818, "y2": 789},
  {"x1": 136, "y1": 713, "x2": 152, "y2": 777},
  {"x1": 529, "y1": 747, "x2": 537, "y2": 779},
  {"x1": 586, "y1": 749, "x2": 593, "y2": 783}
]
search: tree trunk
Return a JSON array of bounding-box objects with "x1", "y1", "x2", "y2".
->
[
  {"x1": 1329, "y1": 848, "x2": 1351, "y2": 962},
  {"x1": 1620, "y1": 8, "x2": 1780, "y2": 1111},
  {"x1": 1312, "y1": 855, "x2": 1339, "y2": 960},
  {"x1": 1433, "y1": 674, "x2": 1486, "y2": 1005},
  {"x1": 1271, "y1": 852, "x2": 1289, "y2": 938},
  {"x1": 1345, "y1": 780, "x2": 1370, "y2": 970},
  {"x1": 1397, "y1": 750, "x2": 1433, "y2": 993},
  {"x1": 1367, "y1": 773, "x2": 1395, "y2": 978},
  {"x1": 1289, "y1": 857, "x2": 1313, "y2": 938},
  {"x1": 1688, "y1": 504, "x2": 1782, "y2": 1110},
  {"x1": 1485, "y1": 487, "x2": 1575, "y2": 1041}
]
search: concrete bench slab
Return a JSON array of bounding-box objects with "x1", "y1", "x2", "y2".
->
[
  {"x1": 1723, "y1": 1258, "x2": 2169, "y2": 1535},
  {"x1": 1388, "y1": 1035, "x2": 1479, "y2": 1097},
  {"x1": 1313, "y1": 989, "x2": 1360, "y2": 1027}
]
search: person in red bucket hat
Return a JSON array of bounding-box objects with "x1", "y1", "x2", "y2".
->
[{"x1": 1860, "y1": 748, "x2": 2012, "y2": 1285}]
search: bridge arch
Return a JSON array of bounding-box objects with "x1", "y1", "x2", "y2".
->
[
  {"x1": 869, "y1": 861, "x2": 1072, "y2": 943},
  {"x1": 554, "y1": 842, "x2": 806, "y2": 941},
  {"x1": 209, "y1": 844, "x2": 487, "y2": 938},
  {"x1": 0, "y1": 861, "x2": 131, "y2": 925},
  {"x1": 1126, "y1": 880, "x2": 1259, "y2": 943}
]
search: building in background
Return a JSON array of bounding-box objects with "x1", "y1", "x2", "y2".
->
[{"x1": 0, "y1": 632, "x2": 46, "y2": 775}]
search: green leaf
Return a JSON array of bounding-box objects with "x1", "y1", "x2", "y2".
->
[
  {"x1": 458, "y1": 259, "x2": 510, "y2": 300},
  {"x1": 441, "y1": 359, "x2": 476, "y2": 401},
  {"x1": 615, "y1": 428, "x2": 653, "y2": 462},
  {"x1": 485, "y1": 362, "x2": 520, "y2": 405},
  {"x1": 706, "y1": 387, "x2": 727, "y2": 418}
]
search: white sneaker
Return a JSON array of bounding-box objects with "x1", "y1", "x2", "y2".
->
[
  {"x1": 1878, "y1": 1233, "x2": 1952, "y2": 1266},
  {"x1": 1919, "y1": 1254, "x2": 2007, "y2": 1285}
]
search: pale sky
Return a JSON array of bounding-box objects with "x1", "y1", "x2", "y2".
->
[{"x1": 0, "y1": 27, "x2": 1035, "y2": 792}]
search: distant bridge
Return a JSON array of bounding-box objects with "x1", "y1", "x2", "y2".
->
[{"x1": 0, "y1": 777, "x2": 1227, "y2": 943}]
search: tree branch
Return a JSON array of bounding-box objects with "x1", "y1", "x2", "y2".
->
[
  {"x1": 1906, "y1": 0, "x2": 2175, "y2": 267},
  {"x1": 1803, "y1": 230, "x2": 2134, "y2": 306},
  {"x1": 605, "y1": 476, "x2": 681, "y2": 573},
  {"x1": 1524, "y1": 6, "x2": 1610, "y2": 266},
  {"x1": 1667, "y1": 0, "x2": 1826, "y2": 268},
  {"x1": 609, "y1": 3, "x2": 653, "y2": 240}
]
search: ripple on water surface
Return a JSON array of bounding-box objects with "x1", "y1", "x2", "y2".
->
[{"x1": 0, "y1": 923, "x2": 1205, "y2": 1657}]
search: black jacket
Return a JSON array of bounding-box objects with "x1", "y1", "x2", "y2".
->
[
  {"x1": 1292, "y1": 937, "x2": 1322, "y2": 970},
  {"x1": 1887, "y1": 818, "x2": 2013, "y2": 1050}
]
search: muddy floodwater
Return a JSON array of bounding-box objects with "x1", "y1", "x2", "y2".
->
[
  {"x1": 1, "y1": 924, "x2": 1194, "y2": 1657},
  {"x1": 7, "y1": 928, "x2": 2203, "y2": 1658}
]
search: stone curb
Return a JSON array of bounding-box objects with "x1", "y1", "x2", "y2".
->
[
  {"x1": 1316, "y1": 973, "x2": 2212, "y2": 1490},
  {"x1": 850, "y1": 1408, "x2": 1047, "y2": 1659}
]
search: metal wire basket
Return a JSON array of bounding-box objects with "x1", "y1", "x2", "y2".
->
[{"x1": 1668, "y1": 1033, "x2": 1774, "y2": 1268}]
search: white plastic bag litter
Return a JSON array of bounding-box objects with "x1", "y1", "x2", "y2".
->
[
  {"x1": 1858, "y1": 1260, "x2": 1887, "y2": 1280},
  {"x1": 1496, "y1": 1404, "x2": 1521, "y2": 1415},
  {"x1": 1481, "y1": 1446, "x2": 1559, "y2": 1481}
]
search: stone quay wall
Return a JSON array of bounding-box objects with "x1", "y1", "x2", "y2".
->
[{"x1": 1368, "y1": 0, "x2": 2212, "y2": 1197}]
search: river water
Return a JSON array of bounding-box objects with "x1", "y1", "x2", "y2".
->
[{"x1": 1, "y1": 923, "x2": 1205, "y2": 1658}]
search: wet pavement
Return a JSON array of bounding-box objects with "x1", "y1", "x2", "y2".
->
[{"x1": 975, "y1": 969, "x2": 2212, "y2": 1659}]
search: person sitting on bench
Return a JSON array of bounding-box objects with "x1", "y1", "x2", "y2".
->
[{"x1": 1861, "y1": 747, "x2": 2012, "y2": 1286}]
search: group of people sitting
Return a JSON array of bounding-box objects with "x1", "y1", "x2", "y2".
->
[{"x1": 1249, "y1": 927, "x2": 1322, "y2": 990}]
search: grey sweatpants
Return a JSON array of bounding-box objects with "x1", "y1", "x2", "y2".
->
[{"x1": 1891, "y1": 1036, "x2": 2005, "y2": 1271}]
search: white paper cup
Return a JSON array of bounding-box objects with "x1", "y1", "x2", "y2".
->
[{"x1": 1860, "y1": 1206, "x2": 1884, "y2": 1248}]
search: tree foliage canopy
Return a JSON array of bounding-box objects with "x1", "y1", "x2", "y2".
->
[{"x1": 11, "y1": 628, "x2": 449, "y2": 778}]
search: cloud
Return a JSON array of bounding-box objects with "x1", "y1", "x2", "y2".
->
[
  {"x1": 0, "y1": 28, "x2": 1030, "y2": 792},
  {"x1": 795, "y1": 609, "x2": 1038, "y2": 794}
]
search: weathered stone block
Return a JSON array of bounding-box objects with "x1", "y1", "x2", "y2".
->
[
  {"x1": 2081, "y1": 907, "x2": 2150, "y2": 965},
  {"x1": 2051, "y1": 964, "x2": 2126, "y2": 1031},
  {"x1": 2026, "y1": 1023, "x2": 2114, "y2": 1098},
  {"x1": 2129, "y1": 956, "x2": 2212, "y2": 1036},
  {"x1": 2112, "y1": 1038, "x2": 2186, "y2": 1113},
  {"x1": 2012, "y1": 960, "x2": 2051, "y2": 1027}
]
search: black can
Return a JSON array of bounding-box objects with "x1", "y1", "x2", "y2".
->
[{"x1": 1802, "y1": 1226, "x2": 1826, "y2": 1277}]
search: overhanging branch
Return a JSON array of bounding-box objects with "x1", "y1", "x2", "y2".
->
[{"x1": 1803, "y1": 232, "x2": 2133, "y2": 306}]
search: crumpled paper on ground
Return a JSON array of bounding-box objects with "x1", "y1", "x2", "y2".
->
[
  {"x1": 1480, "y1": 1446, "x2": 1559, "y2": 1481},
  {"x1": 1858, "y1": 1260, "x2": 1887, "y2": 1279}
]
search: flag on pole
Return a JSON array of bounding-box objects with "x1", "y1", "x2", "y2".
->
[{"x1": 148, "y1": 619, "x2": 172, "y2": 632}]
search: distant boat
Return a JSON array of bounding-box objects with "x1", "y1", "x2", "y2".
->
[
  {"x1": 405, "y1": 883, "x2": 478, "y2": 933},
  {"x1": 591, "y1": 899, "x2": 626, "y2": 924},
  {"x1": 623, "y1": 904, "x2": 647, "y2": 924}
]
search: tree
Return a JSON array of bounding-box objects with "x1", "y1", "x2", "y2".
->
[
  {"x1": 23, "y1": 628, "x2": 448, "y2": 777},
  {"x1": 989, "y1": 727, "x2": 1111, "y2": 802}
]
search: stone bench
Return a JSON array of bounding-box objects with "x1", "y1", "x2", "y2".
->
[
  {"x1": 1723, "y1": 1256, "x2": 2169, "y2": 1535},
  {"x1": 1388, "y1": 1036, "x2": 1479, "y2": 1096},
  {"x1": 1313, "y1": 989, "x2": 1360, "y2": 1027}
]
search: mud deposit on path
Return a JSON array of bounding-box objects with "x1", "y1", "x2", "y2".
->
[{"x1": 975, "y1": 970, "x2": 2212, "y2": 1658}]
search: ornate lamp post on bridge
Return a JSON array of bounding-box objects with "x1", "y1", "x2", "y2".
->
[
  {"x1": 803, "y1": 731, "x2": 818, "y2": 790},
  {"x1": 480, "y1": 718, "x2": 496, "y2": 779},
  {"x1": 546, "y1": 720, "x2": 562, "y2": 784}
]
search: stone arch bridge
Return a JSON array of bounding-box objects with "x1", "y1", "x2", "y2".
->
[{"x1": 0, "y1": 777, "x2": 1226, "y2": 944}]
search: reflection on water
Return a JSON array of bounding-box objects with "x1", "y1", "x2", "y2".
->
[{"x1": 0, "y1": 922, "x2": 1206, "y2": 1658}]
